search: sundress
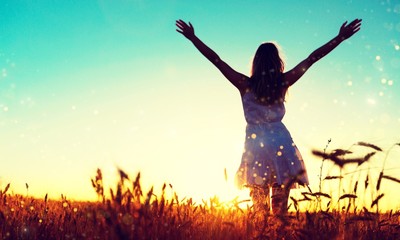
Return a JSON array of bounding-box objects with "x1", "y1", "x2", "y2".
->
[{"x1": 235, "y1": 91, "x2": 309, "y2": 189}]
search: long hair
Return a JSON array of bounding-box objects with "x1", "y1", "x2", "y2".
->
[{"x1": 250, "y1": 42, "x2": 286, "y2": 105}]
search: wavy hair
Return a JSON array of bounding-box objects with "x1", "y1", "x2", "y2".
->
[{"x1": 250, "y1": 42, "x2": 286, "y2": 105}]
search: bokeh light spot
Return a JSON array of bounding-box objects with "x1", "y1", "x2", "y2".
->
[{"x1": 254, "y1": 176, "x2": 263, "y2": 185}]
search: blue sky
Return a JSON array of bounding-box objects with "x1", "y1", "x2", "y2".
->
[{"x1": 1, "y1": 0, "x2": 399, "y2": 209}]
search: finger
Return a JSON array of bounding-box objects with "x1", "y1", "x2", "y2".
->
[
  {"x1": 351, "y1": 22, "x2": 361, "y2": 31},
  {"x1": 176, "y1": 22, "x2": 186, "y2": 29},
  {"x1": 175, "y1": 24, "x2": 183, "y2": 31},
  {"x1": 176, "y1": 22, "x2": 183, "y2": 28},
  {"x1": 189, "y1": 22, "x2": 193, "y2": 29},
  {"x1": 176, "y1": 29, "x2": 184, "y2": 35},
  {"x1": 177, "y1": 19, "x2": 189, "y2": 27},
  {"x1": 353, "y1": 27, "x2": 361, "y2": 33},
  {"x1": 349, "y1": 19, "x2": 358, "y2": 25},
  {"x1": 176, "y1": 20, "x2": 187, "y2": 28},
  {"x1": 353, "y1": 23, "x2": 362, "y2": 29},
  {"x1": 182, "y1": 21, "x2": 190, "y2": 29},
  {"x1": 341, "y1": 21, "x2": 348, "y2": 29},
  {"x1": 349, "y1": 19, "x2": 361, "y2": 27}
]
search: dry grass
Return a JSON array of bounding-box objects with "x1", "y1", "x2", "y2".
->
[{"x1": 1, "y1": 141, "x2": 400, "y2": 239}]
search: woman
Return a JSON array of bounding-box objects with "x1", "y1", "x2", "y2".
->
[{"x1": 176, "y1": 19, "x2": 362, "y2": 214}]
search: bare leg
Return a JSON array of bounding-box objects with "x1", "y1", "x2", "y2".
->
[
  {"x1": 271, "y1": 184, "x2": 289, "y2": 215},
  {"x1": 250, "y1": 185, "x2": 271, "y2": 215}
]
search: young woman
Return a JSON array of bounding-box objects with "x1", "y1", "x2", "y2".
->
[{"x1": 176, "y1": 19, "x2": 362, "y2": 214}]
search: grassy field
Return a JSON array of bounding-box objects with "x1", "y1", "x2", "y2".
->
[{"x1": 1, "y1": 142, "x2": 400, "y2": 239}]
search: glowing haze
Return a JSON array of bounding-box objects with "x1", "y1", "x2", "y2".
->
[{"x1": 0, "y1": 1, "x2": 399, "y2": 210}]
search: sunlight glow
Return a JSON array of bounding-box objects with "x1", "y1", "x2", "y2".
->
[
  {"x1": 367, "y1": 98, "x2": 376, "y2": 105},
  {"x1": 0, "y1": 0, "x2": 399, "y2": 212}
]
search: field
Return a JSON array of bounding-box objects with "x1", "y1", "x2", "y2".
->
[{"x1": 1, "y1": 142, "x2": 400, "y2": 240}]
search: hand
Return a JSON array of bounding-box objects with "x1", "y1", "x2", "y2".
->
[
  {"x1": 176, "y1": 19, "x2": 195, "y2": 41},
  {"x1": 338, "y1": 18, "x2": 362, "y2": 40}
]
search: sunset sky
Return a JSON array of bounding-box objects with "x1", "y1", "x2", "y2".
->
[{"x1": 1, "y1": 1, "x2": 399, "y2": 210}]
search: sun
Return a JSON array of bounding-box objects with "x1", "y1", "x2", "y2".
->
[{"x1": 179, "y1": 171, "x2": 251, "y2": 206}]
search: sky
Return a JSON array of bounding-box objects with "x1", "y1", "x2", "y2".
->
[{"x1": 0, "y1": 0, "x2": 399, "y2": 210}]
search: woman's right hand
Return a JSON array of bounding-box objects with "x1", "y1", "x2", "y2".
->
[
  {"x1": 176, "y1": 19, "x2": 195, "y2": 41},
  {"x1": 338, "y1": 18, "x2": 362, "y2": 41}
]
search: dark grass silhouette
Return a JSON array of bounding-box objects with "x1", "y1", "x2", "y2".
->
[{"x1": 1, "y1": 141, "x2": 400, "y2": 239}]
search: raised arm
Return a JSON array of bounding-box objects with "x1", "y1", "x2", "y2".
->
[
  {"x1": 284, "y1": 19, "x2": 362, "y2": 86},
  {"x1": 176, "y1": 19, "x2": 248, "y2": 92}
]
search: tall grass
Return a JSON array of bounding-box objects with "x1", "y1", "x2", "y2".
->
[{"x1": 0, "y1": 141, "x2": 400, "y2": 239}]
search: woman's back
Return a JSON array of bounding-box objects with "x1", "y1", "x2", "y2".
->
[{"x1": 241, "y1": 91, "x2": 285, "y2": 125}]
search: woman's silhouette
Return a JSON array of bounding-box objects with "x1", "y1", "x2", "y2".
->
[{"x1": 176, "y1": 19, "x2": 362, "y2": 214}]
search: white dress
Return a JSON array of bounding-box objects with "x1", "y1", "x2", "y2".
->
[{"x1": 235, "y1": 91, "x2": 309, "y2": 188}]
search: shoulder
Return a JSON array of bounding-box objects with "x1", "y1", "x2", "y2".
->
[{"x1": 238, "y1": 76, "x2": 252, "y2": 95}]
